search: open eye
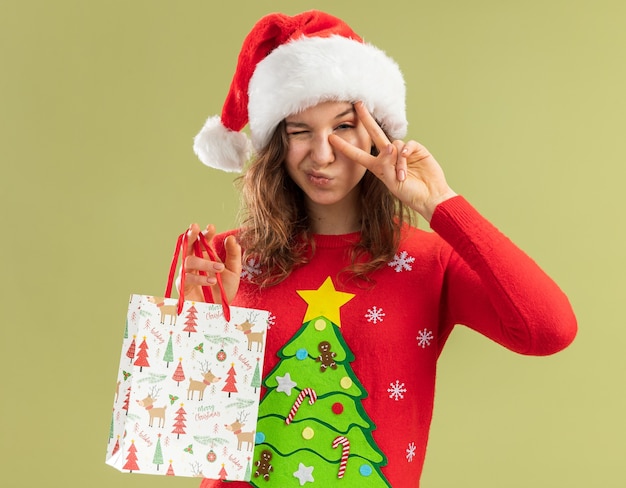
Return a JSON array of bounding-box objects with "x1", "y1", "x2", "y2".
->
[{"x1": 334, "y1": 123, "x2": 355, "y2": 131}]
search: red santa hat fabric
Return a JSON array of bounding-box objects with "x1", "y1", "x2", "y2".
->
[{"x1": 193, "y1": 10, "x2": 407, "y2": 172}]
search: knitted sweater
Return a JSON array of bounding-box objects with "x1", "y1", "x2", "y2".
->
[{"x1": 200, "y1": 196, "x2": 577, "y2": 487}]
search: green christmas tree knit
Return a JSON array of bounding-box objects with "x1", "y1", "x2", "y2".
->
[{"x1": 250, "y1": 315, "x2": 390, "y2": 487}]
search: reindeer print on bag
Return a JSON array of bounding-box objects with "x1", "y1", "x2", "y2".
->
[
  {"x1": 147, "y1": 296, "x2": 178, "y2": 325},
  {"x1": 225, "y1": 411, "x2": 255, "y2": 451},
  {"x1": 187, "y1": 360, "x2": 222, "y2": 400},
  {"x1": 136, "y1": 386, "x2": 167, "y2": 428},
  {"x1": 235, "y1": 312, "x2": 266, "y2": 352}
]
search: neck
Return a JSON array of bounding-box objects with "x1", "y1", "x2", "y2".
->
[{"x1": 306, "y1": 194, "x2": 361, "y2": 235}]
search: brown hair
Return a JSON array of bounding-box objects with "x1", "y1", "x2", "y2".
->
[{"x1": 236, "y1": 120, "x2": 413, "y2": 287}]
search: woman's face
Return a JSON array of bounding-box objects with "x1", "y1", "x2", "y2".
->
[{"x1": 283, "y1": 101, "x2": 371, "y2": 212}]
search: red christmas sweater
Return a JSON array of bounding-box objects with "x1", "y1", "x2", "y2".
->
[{"x1": 200, "y1": 196, "x2": 577, "y2": 487}]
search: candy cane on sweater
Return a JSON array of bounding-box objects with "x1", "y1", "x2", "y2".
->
[
  {"x1": 332, "y1": 435, "x2": 350, "y2": 478},
  {"x1": 285, "y1": 388, "x2": 317, "y2": 425}
]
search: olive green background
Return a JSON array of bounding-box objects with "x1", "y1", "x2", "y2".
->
[{"x1": 2, "y1": 0, "x2": 624, "y2": 487}]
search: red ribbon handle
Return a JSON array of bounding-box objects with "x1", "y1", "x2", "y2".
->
[{"x1": 165, "y1": 230, "x2": 231, "y2": 321}]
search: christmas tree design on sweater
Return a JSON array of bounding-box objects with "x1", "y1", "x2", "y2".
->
[{"x1": 250, "y1": 277, "x2": 391, "y2": 487}]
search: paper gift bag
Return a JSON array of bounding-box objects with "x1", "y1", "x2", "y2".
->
[{"x1": 105, "y1": 231, "x2": 269, "y2": 481}]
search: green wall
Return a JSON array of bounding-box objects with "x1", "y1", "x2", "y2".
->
[{"x1": 2, "y1": 1, "x2": 624, "y2": 486}]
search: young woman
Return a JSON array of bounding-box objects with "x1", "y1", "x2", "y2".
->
[{"x1": 182, "y1": 11, "x2": 577, "y2": 487}]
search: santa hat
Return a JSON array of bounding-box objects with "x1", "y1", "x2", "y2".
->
[{"x1": 193, "y1": 10, "x2": 407, "y2": 172}]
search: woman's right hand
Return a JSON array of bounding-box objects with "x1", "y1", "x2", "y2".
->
[{"x1": 178, "y1": 223, "x2": 242, "y2": 304}]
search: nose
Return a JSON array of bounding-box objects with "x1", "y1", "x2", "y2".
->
[{"x1": 310, "y1": 133, "x2": 335, "y2": 166}]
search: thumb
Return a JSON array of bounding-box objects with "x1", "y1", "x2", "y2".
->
[{"x1": 223, "y1": 235, "x2": 242, "y2": 275}]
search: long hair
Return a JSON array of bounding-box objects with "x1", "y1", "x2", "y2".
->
[{"x1": 236, "y1": 120, "x2": 413, "y2": 287}]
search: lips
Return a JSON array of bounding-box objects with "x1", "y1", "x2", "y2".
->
[{"x1": 306, "y1": 171, "x2": 332, "y2": 185}]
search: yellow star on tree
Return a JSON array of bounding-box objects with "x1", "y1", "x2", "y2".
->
[{"x1": 297, "y1": 276, "x2": 355, "y2": 327}]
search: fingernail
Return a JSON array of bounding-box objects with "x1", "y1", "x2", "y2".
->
[
  {"x1": 213, "y1": 263, "x2": 224, "y2": 271},
  {"x1": 387, "y1": 144, "x2": 394, "y2": 155},
  {"x1": 402, "y1": 147, "x2": 408, "y2": 155},
  {"x1": 398, "y1": 169, "x2": 406, "y2": 181}
]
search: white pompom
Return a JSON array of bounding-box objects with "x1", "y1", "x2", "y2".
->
[{"x1": 193, "y1": 115, "x2": 252, "y2": 172}]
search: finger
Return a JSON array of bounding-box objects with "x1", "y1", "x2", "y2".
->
[
  {"x1": 184, "y1": 254, "x2": 224, "y2": 289},
  {"x1": 223, "y1": 235, "x2": 242, "y2": 275},
  {"x1": 328, "y1": 133, "x2": 377, "y2": 170},
  {"x1": 396, "y1": 140, "x2": 424, "y2": 181},
  {"x1": 185, "y1": 271, "x2": 218, "y2": 287},
  {"x1": 185, "y1": 255, "x2": 224, "y2": 275},
  {"x1": 396, "y1": 142, "x2": 408, "y2": 182},
  {"x1": 404, "y1": 140, "x2": 434, "y2": 164},
  {"x1": 198, "y1": 224, "x2": 217, "y2": 258},
  {"x1": 204, "y1": 224, "x2": 216, "y2": 242},
  {"x1": 186, "y1": 223, "x2": 202, "y2": 256},
  {"x1": 353, "y1": 101, "x2": 392, "y2": 152}
]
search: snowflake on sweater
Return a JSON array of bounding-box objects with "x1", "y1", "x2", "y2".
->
[
  {"x1": 388, "y1": 250, "x2": 415, "y2": 272},
  {"x1": 416, "y1": 328, "x2": 434, "y2": 348},
  {"x1": 365, "y1": 306, "x2": 385, "y2": 324},
  {"x1": 387, "y1": 380, "x2": 407, "y2": 401},
  {"x1": 406, "y1": 442, "x2": 416, "y2": 463},
  {"x1": 241, "y1": 257, "x2": 262, "y2": 281}
]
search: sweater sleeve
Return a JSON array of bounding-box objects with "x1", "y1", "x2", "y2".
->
[{"x1": 430, "y1": 196, "x2": 577, "y2": 356}]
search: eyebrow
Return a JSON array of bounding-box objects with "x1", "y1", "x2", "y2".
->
[{"x1": 285, "y1": 106, "x2": 355, "y2": 128}]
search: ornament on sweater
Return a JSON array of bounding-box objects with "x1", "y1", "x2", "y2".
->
[
  {"x1": 315, "y1": 341, "x2": 337, "y2": 372},
  {"x1": 254, "y1": 449, "x2": 274, "y2": 481},
  {"x1": 250, "y1": 277, "x2": 391, "y2": 487},
  {"x1": 285, "y1": 388, "x2": 318, "y2": 425},
  {"x1": 332, "y1": 435, "x2": 350, "y2": 478},
  {"x1": 293, "y1": 462, "x2": 315, "y2": 484}
]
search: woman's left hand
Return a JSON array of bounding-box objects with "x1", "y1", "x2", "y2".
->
[{"x1": 329, "y1": 101, "x2": 457, "y2": 222}]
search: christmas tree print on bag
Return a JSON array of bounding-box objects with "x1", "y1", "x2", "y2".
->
[{"x1": 105, "y1": 231, "x2": 269, "y2": 480}]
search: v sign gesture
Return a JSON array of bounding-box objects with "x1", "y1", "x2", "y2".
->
[{"x1": 329, "y1": 101, "x2": 457, "y2": 222}]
